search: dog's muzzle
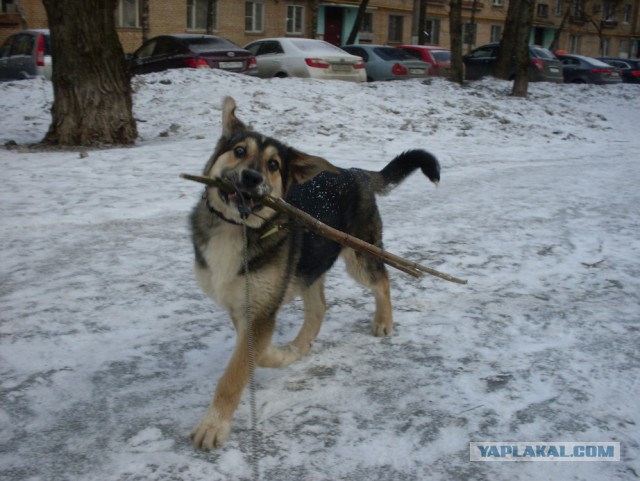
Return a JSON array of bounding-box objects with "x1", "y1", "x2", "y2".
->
[{"x1": 218, "y1": 169, "x2": 267, "y2": 219}]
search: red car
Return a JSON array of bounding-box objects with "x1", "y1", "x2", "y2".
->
[{"x1": 397, "y1": 45, "x2": 452, "y2": 77}]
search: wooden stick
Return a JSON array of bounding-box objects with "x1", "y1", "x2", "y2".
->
[{"x1": 180, "y1": 173, "x2": 467, "y2": 285}]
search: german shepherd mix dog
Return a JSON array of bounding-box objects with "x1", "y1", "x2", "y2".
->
[{"x1": 189, "y1": 97, "x2": 440, "y2": 450}]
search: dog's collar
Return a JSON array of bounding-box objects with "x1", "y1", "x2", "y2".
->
[
  {"x1": 204, "y1": 189, "x2": 245, "y2": 226},
  {"x1": 203, "y1": 188, "x2": 294, "y2": 237}
]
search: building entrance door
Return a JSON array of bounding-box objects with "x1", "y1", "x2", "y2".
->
[{"x1": 324, "y1": 7, "x2": 344, "y2": 46}]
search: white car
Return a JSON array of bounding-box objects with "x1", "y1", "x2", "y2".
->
[{"x1": 244, "y1": 38, "x2": 366, "y2": 82}]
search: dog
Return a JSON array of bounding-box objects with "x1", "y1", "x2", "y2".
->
[{"x1": 188, "y1": 97, "x2": 440, "y2": 450}]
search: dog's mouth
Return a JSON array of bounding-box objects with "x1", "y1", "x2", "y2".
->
[{"x1": 219, "y1": 188, "x2": 264, "y2": 214}]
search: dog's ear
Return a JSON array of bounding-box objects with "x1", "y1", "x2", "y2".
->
[
  {"x1": 221, "y1": 97, "x2": 248, "y2": 139},
  {"x1": 287, "y1": 148, "x2": 339, "y2": 184}
]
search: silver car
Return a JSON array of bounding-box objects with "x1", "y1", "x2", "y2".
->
[
  {"x1": 341, "y1": 45, "x2": 431, "y2": 81},
  {"x1": 244, "y1": 38, "x2": 366, "y2": 82},
  {"x1": 0, "y1": 29, "x2": 51, "y2": 81}
]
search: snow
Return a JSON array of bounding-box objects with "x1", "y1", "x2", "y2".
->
[{"x1": 1, "y1": 70, "x2": 639, "y2": 481}]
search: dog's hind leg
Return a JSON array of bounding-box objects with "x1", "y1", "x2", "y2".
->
[
  {"x1": 292, "y1": 275, "x2": 327, "y2": 354},
  {"x1": 190, "y1": 314, "x2": 276, "y2": 450},
  {"x1": 258, "y1": 276, "x2": 327, "y2": 367},
  {"x1": 342, "y1": 248, "x2": 393, "y2": 337}
]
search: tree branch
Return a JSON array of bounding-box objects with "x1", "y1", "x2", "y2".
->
[{"x1": 181, "y1": 173, "x2": 467, "y2": 285}]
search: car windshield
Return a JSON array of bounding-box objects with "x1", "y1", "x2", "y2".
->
[
  {"x1": 587, "y1": 57, "x2": 617, "y2": 68},
  {"x1": 185, "y1": 37, "x2": 239, "y2": 52},
  {"x1": 530, "y1": 46, "x2": 556, "y2": 60},
  {"x1": 431, "y1": 50, "x2": 451, "y2": 62},
  {"x1": 290, "y1": 39, "x2": 346, "y2": 54},
  {"x1": 374, "y1": 47, "x2": 414, "y2": 61}
]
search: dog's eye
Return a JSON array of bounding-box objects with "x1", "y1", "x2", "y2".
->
[
  {"x1": 234, "y1": 146, "x2": 246, "y2": 158},
  {"x1": 268, "y1": 159, "x2": 280, "y2": 172}
]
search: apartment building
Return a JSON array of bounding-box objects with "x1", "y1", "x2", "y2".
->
[{"x1": 1, "y1": 0, "x2": 638, "y2": 58}]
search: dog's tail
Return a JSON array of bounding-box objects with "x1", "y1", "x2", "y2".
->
[{"x1": 367, "y1": 149, "x2": 440, "y2": 195}]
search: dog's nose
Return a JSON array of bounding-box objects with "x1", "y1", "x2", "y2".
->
[{"x1": 241, "y1": 169, "x2": 263, "y2": 189}]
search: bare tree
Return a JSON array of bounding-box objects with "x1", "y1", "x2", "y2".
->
[
  {"x1": 584, "y1": 0, "x2": 624, "y2": 56},
  {"x1": 494, "y1": 0, "x2": 521, "y2": 79},
  {"x1": 206, "y1": 0, "x2": 216, "y2": 35},
  {"x1": 15, "y1": 0, "x2": 29, "y2": 29},
  {"x1": 346, "y1": 0, "x2": 370, "y2": 45},
  {"x1": 310, "y1": 0, "x2": 319, "y2": 39},
  {"x1": 549, "y1": 2, "x2": 572, "y2": 52},
  {"x1": 42, "y1": 0, "x2": 137, "y2": 146},
  {"x1": 511, "y1": 0, "x2": 536, "y2": 97},
  {"x1": 417, "y1": 0, "x2": 428, "y2": 44},
  {"x1": 466, "y1": 0, "x2": 479, "y2": 53},
  {"x1": 449, "y1": 0, "x2": 464, "y2": 84},
  {"x1": 141, "y1": 0, "x2": 150, "y2": 43}
]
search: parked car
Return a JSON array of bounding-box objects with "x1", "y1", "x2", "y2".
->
[
  {"x1": 128, "y1": 34, "x2": 257, "y2": 76},
  {"x1": 0, "y1": 29, "x2": 51, "y2": 81},
  {"x1": 244, "y1": 38, "x2": 366, "y2": 82},
  {"x1": 341, "y1": 44, "x2": 430, "y2": 81},
  {"x1": 556, "y1": 54, "x2": 622, "y2": 84},
  {"x1": 597, "y1": 57, "x2": 640, "y2": 84},
  {"x1": 463, "y1": 43, "x2": 563, "y2": 83},
  {"x1": 396, "y1": 45, "x2": 452, "y2": 77}
]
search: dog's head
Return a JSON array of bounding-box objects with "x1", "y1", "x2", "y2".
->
[{"x1": 202, "y1": 97, "x2": 337, "y2": 228}]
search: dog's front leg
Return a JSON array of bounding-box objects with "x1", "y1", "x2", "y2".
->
[{"x1": 190, "y1": 315, "x2": 275, "y2": 450}]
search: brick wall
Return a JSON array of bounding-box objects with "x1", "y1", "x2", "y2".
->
[{"x1": 3, "y1": 0, "x2": 637, "y2": 59}]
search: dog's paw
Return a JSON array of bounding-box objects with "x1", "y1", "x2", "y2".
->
[
  {"x1": 258, "y1": 344, "x2": 303, "y2": 368},
  {"x1": 190, "y1": 411, "x2": 231, "y2": 451},
  {"x1": 372, "y1": 321, "x2": 393, "y2": 337}
]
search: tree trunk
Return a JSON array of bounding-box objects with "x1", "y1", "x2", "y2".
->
[
  {"x1": 346, "y1": 0, "x2": 370, "y2": 45},
  {"x1": 42, "y1": 0, "x2": 137, "y2": 147},
  {"x1": 448, "y1": 0, "x2": 464, "y2": 84},
  {"x1": 511, "y1": 0, "x2": 536, "y2": 97},
  {"x1": 417, "y1": 0, "x2": 427, "y2": 44},
  {"x1": 549, "y1": 6, "x2": 570, "y2": 52},
  {"x1": 206, "y1": 0, "x2": 216, "y2": 34},
  {"x1": 467, "y1": 0, "x2": 478, "y2": 53},
  {"x1": 494, "y1": 0, "x2": 521, "y2": 79},
  {"x1": 15, "y1": 0, "x2": 29, "y2": 29},
  {"x1": 310, "y1": 0, "x2": 319, "y2": 39},
  {"x1": 142, "y1": 0, "x2": 150, "y2": 43}
]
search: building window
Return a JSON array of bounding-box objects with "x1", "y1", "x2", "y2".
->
[
  {"x1": 245, "y1": 1, "x2": 264, "y2": 33},
  {"x1": 555, "y1": 0, "x2": 564, "y2": 16},
  {"x1": 388, "y1": 15, "x2": 404, "y2": 43},
  {"x1": 490, "y1": 24, "x2": 502, "y2": 43},
  {"x1": 618, "y1": 39, "x2": 629, "y2": 56},
  {"x1": 622, "y1": 4, "x2": 631, "y2": 23},
  {"x1": 603, "y1": 1, "x2": 616, "y2": 20},
  {"x1": 492, "y1": 0, "x2": 504, "y2": 6},
  {"x1": 286, "y1": 4, "x2": 304, "y2": 35},
  {"x1": 569, "y1": 34, "x2": 581, "y2": 53},
  {"x1": 187, "y1": 0, "x2": 217, "y2": 31},
  {"x1": 600, "y1": 37, "x2": 611, "y2": 56},
  {"x1": 537, "y1": 4, "x2": 549, "y2": 17},
  {"x1": 570, "y1": 0, "x2": 585, "y2": 17},
  {"x1": 116, "y1": 0, "x2": 142, "y2": 28},
  {"x1": 362, "y1": 12, "x2": 373, "y2": 33},
  {"x1": 462, "y1": 22, "x2": 476, "y2": 47},
  {"x1": 2, "y1": 0, "x2": 18, "y2": 13},
  {"x1": 424, "y1": 19, "x2": 440, "y2": 45}
]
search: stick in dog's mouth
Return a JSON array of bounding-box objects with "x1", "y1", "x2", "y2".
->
[{"x1": 220, "y1": 186, "x2": 264, "y2": 215}]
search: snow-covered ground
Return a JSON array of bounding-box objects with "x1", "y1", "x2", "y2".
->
[{"x1": 1, "y1": 71, "x2": 639, "y2": 481}]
